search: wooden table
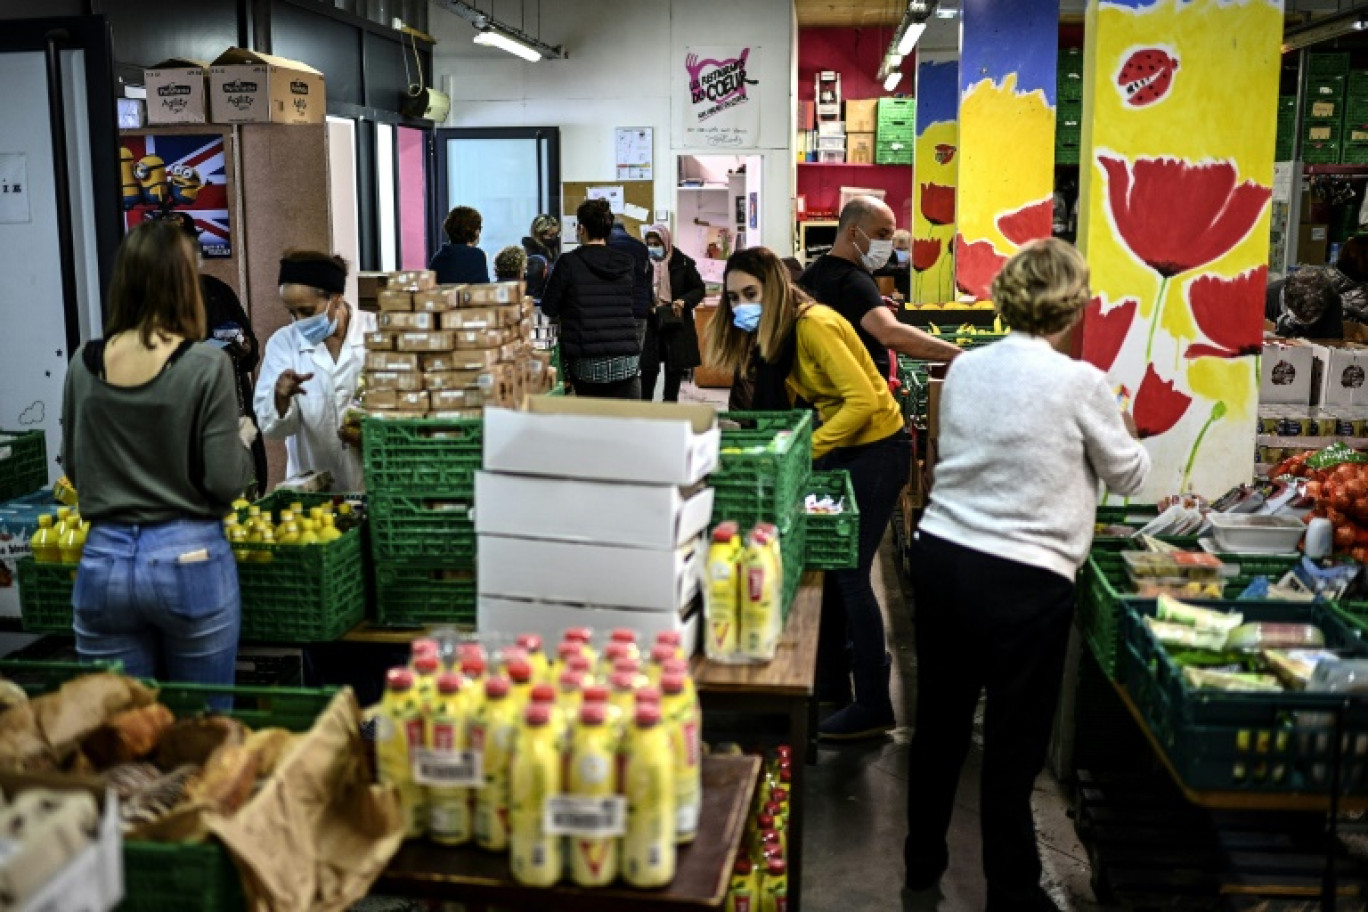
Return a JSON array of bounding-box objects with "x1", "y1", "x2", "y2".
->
[
  {"x1": 375, "y1": 755, "x2": 759, "y2": 911},
  {"x1": 690, "y1": 571, "x2": 822, "y2": 912},
  {"x1": 692, "y1": 303, "x2": 733, "y2": 389}
]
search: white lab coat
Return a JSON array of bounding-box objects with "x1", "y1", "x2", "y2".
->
[{"x1": 254, "y1": 305, "x2": 376, "y2": 492}]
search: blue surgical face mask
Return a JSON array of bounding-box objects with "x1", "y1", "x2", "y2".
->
[
  {"x1": 295, "y1": 301, "x2": 338, "y2": 345},
  {"x1": 647, "y1": 245, "x2": 666, "y2": 261},
  {"x1": 732, "y1": 302, "x2": 762, "y2": 333}
]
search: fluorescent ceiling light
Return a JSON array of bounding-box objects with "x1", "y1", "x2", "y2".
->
[
  {"x1": 897, "y1": 22, "x2": 928, "y2": 56},
  {"x1": 475, "y1": 27, "x2": 542, "y2": 62},
  {"x1": 884, "y1": 71, "x2": 903, "y2": 92},
  {"x1": 888, "y1": 54, "x2": 904, "y2": 69},
  {"x1": 935, "y1": 7, "x2": 958, "y2": 17}
]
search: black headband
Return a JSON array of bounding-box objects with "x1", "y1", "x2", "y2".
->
[{"x1": 278, "y1": 258, "x2": 346, "y2": 294}]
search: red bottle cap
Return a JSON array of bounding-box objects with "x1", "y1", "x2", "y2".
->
[
  {"x1": 661, "y1": 673, "x2": 686, "y2": 695},
  {"x1": 461, "y1": 657, "x2": 487, "y2": 678},
  {"x1": 525, "y1": 704, "x2": 552, "y2": 726},
  {"x1": 779, "y1": 766, "x2": 791, "y2": 784},
  {"x1": 765, "y1": 801, "x2": 783, "y2": 817},
  {"x1": 767, "y1": 857, "x2": 787, "y2": 876},
  {"x1": 459, "y1": 643, "x2": 486, "y2": 660},
  {"x1": 530, "y1": 684, "x2": 556, "y2": 704},
  {"x1": 757, "y1": 813, "x2": 774, "y2": 830},
  {"x1": 559, "y1": 670, "x2": 584, "y2": 691},
  {"x1": 580, "y1": 702, "x2": 607, "y2": 725},
  {"x1": 776, "y1": 745, "x2": 792, "y2": 759},
  {"x1": 650, "y1": 644, "x2": 675, "y2": 665},
  {"x1": 411, "y1": 637, "x2": 438, "y2": 658},
  {"x1": 656, "y1": 631, "x2": 682, "y2": 648},
  {"x1": 413, "y1": 656, "x2": 440, "y2": 675},
  {"x1": 761, "y1": 829, "x2": 781, "y2": 844},
  {"x1": 635, "y1": 704, "x2": 661, "y2": 726},
  {"x1": 733, "y1": 855, "x2": 753, "y2": 875},
  {"x1": 663, "y1": 658, "x2": 690, "y2": 678},
  {"x1": 712, "y1": 522, "x2": 739, "y2": 542},
  {"x1": 611, "y1": 629, "x2": 637, "y2": 645},
  {"x1": 771, "y1": 788, "x2": 788, "y2": 804},
  {"x1": 558, "y1": 641, "x2": 582, "y2": 660},
  {"x1": 564, "y1": 627, "x2": 592, "y2": 644},
  {"x1": 583, "y1": 685, "x2": 610, "y2": 703},
  {"x1": 385, "y1": 667, "x2": 414, "y2": 691},
  {"x1": 436, "y1": 673, "x2": 463, "y2": 695},
  {"x1": 485, "y1": 676, "x2": 510, "y2": 698},
  {"x1": 604, "y1": 642, "x2": 630, "y2": 664},
  {"x1": 516, "y1": 633, "x2": 543, "y2": 654},
  {"x1": 610, "y1": 672, "x2": 636, "y2": 692},
  {"x1": 568, "y1": 655, "x2": 593, "y2": 675},
  {"x1": 614, "y1": 658, "x2": 641, "y2": 676},
  {"x1": 506, "y1": 659, "x2": 533, "y2": 683},
  {"x1": 636, "y1": 686, "x2": 661, "y2": 705}
]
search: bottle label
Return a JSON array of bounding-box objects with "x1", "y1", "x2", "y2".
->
[
  {"x1": 412, "y1": 748, "x2": 484, "y2": 787},
  {"x1": 545, "y1": 795, "x2": 628, "y2": 837}
]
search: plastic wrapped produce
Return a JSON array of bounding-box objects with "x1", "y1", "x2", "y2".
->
[{"x1": 1225, "y1": 623, "x2": 1326, "y2": 651}]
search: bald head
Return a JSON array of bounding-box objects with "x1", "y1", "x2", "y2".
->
[{"x1": 838, "y1": 195, "x2": 896, "y2": 234}]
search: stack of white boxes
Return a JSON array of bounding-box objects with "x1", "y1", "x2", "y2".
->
[{"x1": 475, "y1": 398, "x2": 720, "y2": 652}]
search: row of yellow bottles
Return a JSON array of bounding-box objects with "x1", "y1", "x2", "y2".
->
[
  {"x1": 726, "y1": 744, "x2": 792, "y2": 912},
  {"x1": 704, "y1": 522, "x2": 785, "y2": 664},
  {"x1": 31, "y1": 508, "x2": 88, "y2": 564},
  {"x1": 224, "y1": 502, "x2": 350, "y2": 561}
]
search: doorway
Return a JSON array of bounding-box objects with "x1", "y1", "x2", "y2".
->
[{"x1": 675, "y1": 154, "x2": 765, "y2": 285}]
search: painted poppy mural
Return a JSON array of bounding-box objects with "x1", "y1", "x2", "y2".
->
[
  {"x1": 912, "y1": 61, "x2": 960, "y2": 303},
  {"x1": 1077, "y1": 0, "x2": 1281, "y2": 498}
]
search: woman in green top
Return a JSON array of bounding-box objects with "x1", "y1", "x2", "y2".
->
[{"x1": 61, "y1": 219, "x2": 251, "y2": 699}]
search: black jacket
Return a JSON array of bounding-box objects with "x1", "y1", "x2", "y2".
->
[
  {"x1": 642, "y1": 249, "x2": 707, "y2": 373},
  {"x1": 608, "y1": 224, "x2": 653, "y2": 320},
  {"x1": 540, "y1": 245, "x2": 641, "y2": 359}
]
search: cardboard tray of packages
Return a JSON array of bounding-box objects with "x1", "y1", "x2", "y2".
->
[
  {"x1": 482, "y1": 400, "x2": 720, "y2": 486},
  {"x1": 477, "y1": 534, "x2": 703, "y2": 611},
  {"x1": 477, "y1": 596, "x2": 701, "y2": 657},
  {"x1": 0, "y1": 773, "x2": 124, "y2": 912},
  {"x1": 474, "y1": 472, "x2": 715, "y2": 550}
]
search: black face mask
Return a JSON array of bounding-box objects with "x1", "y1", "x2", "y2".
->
[{"x1": 541, "y1": 235, "x2": 561, "y2": 255}]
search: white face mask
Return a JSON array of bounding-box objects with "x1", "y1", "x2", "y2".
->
[{"x1": 857, "y1": 227, "x2": 894, "y2": 271}]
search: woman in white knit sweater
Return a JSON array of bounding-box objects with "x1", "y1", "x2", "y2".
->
[{"x1": 904, "y1": 239, "x2": 1150, "y2": 911}]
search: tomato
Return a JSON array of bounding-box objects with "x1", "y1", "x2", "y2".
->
[
  {"x1": 1306, "y1": 481, "x2": 1324, "y2": 499},
  {"x1": 1336, "y1": 525, "x2": 1357, "y2": 550}
]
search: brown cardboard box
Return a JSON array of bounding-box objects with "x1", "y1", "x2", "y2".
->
[
  {"x1": 1298, "y1": 223, "x2": 1329, "y2": 265},
  {"x1": 364, "y1": 352, "x2": 419, "y2": 372},
  {"x1": 390, "y1": 270, "x2": 437, "y2": 292},
  {"x1": 379, "y1": 311, "x2": 438, "y2": 331},
  {"x1": 396, "y1": 390, "x2": 431, "y2": 410},
  {"x1": 439, "y1": 306, "x2": 522, "y2": 331},
  {"x1": 396, "y1": 331, "x2": 456, "y2": 352},
  {"x1": 460, "y1": 282, "x2": 523, "y2": 305},
  {"x1": 209, "y1": 48, "x2": 326, "y2": 124},
  {"x1": 361, "y1": 389, "x2": 398, "y2": 409},
  {"x1": 423, "y1": 369, "x2": 489, "y2": 390},
  {"x1": 430, "y1": 388, "x2": 489, "y2": 410},
  {"x1": 451, "y1": 328, "x2": 515, "y2": 351},
  {"x1": 364, "y1": 332, "x2": 395, "y2": 351},
  {"x1": 847, "y1": 132, "x2": 876, "y2": 164},
  {"x1": 368, "y1": 408, "x2": 430, "y2": 420},
  {"x1": 430, "y1": 408, "x2": 485, "y2": 420},
  {"x1": 378, "y1": 290, "x2": 414, "y2": 312},
  {"x1": 365, "y1": 370, "x2": 425, "y2": 392},
  {"x1": 358, "y1": 272, "x2": 389, "y2": 300},
  {"x1": 414, "y1": 287, "x2": 462, "y2": 312},
  {"x1": 845, "y1": 98, "x2": 878, "y2": 133},
  {"x1": 143, "y1": 59, "x2": 209, "y2": 124},
  {"x1": 927, "y1": 378, "x2": 944, "y2": 439},
  {"x1": 421, "y1": 348, "x2": 510, "y2": 372}
]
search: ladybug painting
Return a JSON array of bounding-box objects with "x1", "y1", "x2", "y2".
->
[{"x1": 1116, "y1": 48, "x2": 1179, "y2": 107}]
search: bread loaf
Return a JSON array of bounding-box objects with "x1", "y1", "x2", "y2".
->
[
  {"x1": 187, "y1": 744, "x2": 259, "y2": 815},
  {"x1": 155, "y1": 716, "x2": 247, "y2": 769},
  {"x1": 242, "y1": 728, "x2": 296, "y2": 778},
  {"x1": 82, "y1": 703, "x2": 175, "y2": 767}
]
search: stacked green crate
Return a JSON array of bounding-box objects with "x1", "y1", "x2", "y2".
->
[
  {"x1": 1056, "y1": 49, "x2": 1084, "y2": 165},
  {"x1": 875, "y1": 97, "x2": 916, "y2": 165},
  {"x1": 1345, "y1": 71, "x2": 1368, "y2": 164},
  {"x1": 0, "y1": 430, "x2": 48, "y2": 503},
  {"x1": 1275, "y1": 95, "x2": 1296, "y2": 161},
  {"x1": 361, "y1": 416, "x2": 482, "y2": 626},
  {"x1": 1306, "y1": 72, "x2": 1346, "y2": 164}
]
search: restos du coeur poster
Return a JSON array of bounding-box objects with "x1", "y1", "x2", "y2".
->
[
  {"x1": 679, "y1": 46, "x2": 762, "y2": 149},
  {"x1": 119, "y1": 133, "x2": 232, "y2": 258}
]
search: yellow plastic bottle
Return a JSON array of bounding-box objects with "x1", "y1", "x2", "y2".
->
[
  {"x1": 705, "y1": 522, "x2": 743, "y2": 659},
  {"x1": 58, "y1": 515, "x2": 87, "y2": 564},
  {"x1": 660, "y1": 673, "x2": 701, "y2": 844},
  {"x1": 461, "y1": 655, "x2": 488, "y2": 691},
  {"x1": 608, "y1": 671, "x2": 638, "y2": 736},
  {"x1": 528, "y1": 683, "x2": 561, "y2": 749},
  {"x1": 563, "y1": 627, "x2": 598, "y2": 668},
  {"x1": 297, "y1": 519, "x2": 321, "y2": 546},
  {"x1": 335, "y1": 501, "x2": 359, "y2": 532},
  {"x1": 567, "y1": 701, "x2": 620, "y2": 887},
  {"x1": 231, "y1": 497, "x2": 250, "y2": 512},
  {"x1": 598, "y1": 642, "x2": 633, "y2": 682},
  {"x1": 53, "y1": 507, "x2": 71, "y2": 543},
  {"x1": 750, "y1": 813, "x2": 778, "y2": 862},
  {"x1": 551, "y1": 641, "x2": 582, "y2": 684},
  {"x1": 227, "y1": 522, "x2": 249, "y2": 563},
  {"x1": 30, "y1": 515, "x2": 59, "y2": 563},
  {"x1": 516, "y1": 634, "x2": 551, "y2": 683},
  {"x1": 508, "y1": 703, "x2": 562, "y2": 887},
  {"x1": 506, "y1": 658, "x2": 535, "y2": 714},
  {"x1": 760, "y1": 857, "x2": 788, "y2": 912},
  {"x1": 740, "y1": 524, "x2": 782, "y2": 662},
  {"x1": 556, "y1": 670, "x2": 586, "y2": 743},
  {"x1": 614, "y1": 657, "x2": 648, "y2": 692},
  {"x1": 277, "y1": 517, "x2": 301, "y2": 545},
  {"x1": 609, "y1": 629, "x2": 641, "y2": 666},
  {"x1": 289, "y1": 501, "x2": 305, "y2": 517},
  {"x1": 472, "y1": 676, "x2": 517, "y2": 851},
  {"x1": 621, "y1": 703, "x2": 676, "y2": 888},
  {"x1": 376, "y1": 668, "x2": 428, "y2": 839},
  {"x1": 726, "y1": 856, "x2": 760, "y2": 912},
  {"x1": 646, "y1": 643, "x2": 675, "y2": 687},
  {"x1": 412, "y1": 655, "x2": 442, "y2": 711},
  {"x1": 317, "y1": 514, "x2": 342, "y2": 543},
  {"x1": 426, "y1": 673, "x2": 473, "y2": 846}
]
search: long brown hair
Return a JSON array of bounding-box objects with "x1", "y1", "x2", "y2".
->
[
  {"x1": 707, "y1": 247, "x2": 811, "y2": 372},
  {"x1": 105, "y1": 219, "x2": 205, "y2": 346}
]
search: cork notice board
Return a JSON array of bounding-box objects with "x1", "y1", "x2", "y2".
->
[{"x1": 562, "y1": 180, "x2": 655, "y2": 237}]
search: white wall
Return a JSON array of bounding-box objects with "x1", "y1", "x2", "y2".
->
[{"x1": 427, "y1": 0, "x2": 796, "y2": 254}]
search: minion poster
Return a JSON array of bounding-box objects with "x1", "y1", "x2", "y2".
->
[
  {"x1": 119, "y1": 133, "x2": 231, "y2": 258},
  {"x1": 1076, "y1": 0, "x2": 1281, "y2": 498}
]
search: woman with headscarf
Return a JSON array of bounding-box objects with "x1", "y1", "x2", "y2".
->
[{"x1": 639, "y1": 223, "x2": 706, "y2": 402}]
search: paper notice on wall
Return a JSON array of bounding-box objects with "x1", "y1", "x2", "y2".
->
[
  {"x1": 623, "y1": 203, "x2": 649, "y2": 222},
  {"x1": 0, "y1": 154, "x2": 30, "y2": 224},
  {"x1": 587, "y1": 186, "x2": 625, "y2": 214}
]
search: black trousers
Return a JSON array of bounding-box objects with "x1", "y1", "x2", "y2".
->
[
  {"x1": 816, "y1": 430, "x2": 911, "y2": 712},
  {"x1": 572, "y1": 375, "x2": 641, "y2": 399},
  {"x1": 640, "y1": 362, "x2": 684, "y2": 402},
  {"x1": 905, "y1": 532, "x2": 1074, "y2": 903}
]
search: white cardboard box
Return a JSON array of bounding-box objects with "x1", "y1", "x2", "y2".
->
[
  {"x1": 474, "y1": 472, "x2": 715, "y2": 550},
  {"x1": 143, "y1": 58, "x2": 209, "y2": 124},
  {"x1": 478, "y1": 534, "x2": 702, "y2": 611},
  {"x1": 1314, "y1": 342, "x2": 1368, "y2": 407},
  {"x1": 477, "y1": 596, "x2": 700, "y2": 657},
  {"x1": 1260, "y1": 341, "x2": 1315, "y2": 405},
  {"x1": 482, "y1": 399, "x2": 719, "y2": 486}
]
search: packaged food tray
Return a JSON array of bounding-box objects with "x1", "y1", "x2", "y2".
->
[
  {"x1": 803, "y1": 470, "x2": 859, "y2": 570},
  {"x1": 1118, "y1": 598, "x2": 1368, "y2": 794},
  {"x1": 0, "y1": 430, "x2": 48, "y2": 503},
  {"x1": 711, "y1": 411, "x2": 814, "y2": 528},
  {"x1": 361, "y1": 416, "x2": 482, "y2": 494}
]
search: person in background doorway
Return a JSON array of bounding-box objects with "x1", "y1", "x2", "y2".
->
[
  {"x1": 494, "y1": 245, "x2": 528, "y2": 283},
  {"x1": 708, "y1": 246, "x2": 910, "y2": 741},
  {"x1": 430, "y1": 205, "x2": 490, "y2": 285},
  {"x1": 640, "y1": 223, "x2": 705, "y2": 402},
  {"x1": 608, "y1": 219, "x2": 654, "y2": 349},
  {"x1": 540, "y1": 198, "x2": 641, "y2": 399},
  {"x1": 891, "y1": 229, "x2": 912, "y2": 267},
  {"x1": 523, "y1": 213, "x2": 561, "y2": 264},
  {"x1": 905, "y1": 239, "x2": 1149, "y2": 909},
  {"x1": 1265, "y1": 267, "x2": 1345, "y2": 340},
  {"x1": 254, "y1": 251, "x2": 377, "y2": 490},
  {"x1": 62, "y1": 219, "x2": 252, "y2": 694},
  {"x1": 801, "y1": 197, "x2": 961, "y2": 386}
]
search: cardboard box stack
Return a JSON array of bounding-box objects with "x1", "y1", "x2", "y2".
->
[
  {"x1": 145, "y1": 47, "x2": 327, "y2": 126},
  {"x1": 360, "y1": 271, "x2": 555, "y2": 420},
  {"x1": 476, "y1": 399, "x2": 721, "y2": 650}
]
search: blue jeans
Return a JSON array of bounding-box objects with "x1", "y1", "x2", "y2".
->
[{"x1": 73, "y1": 519, "x2": 240, "y2": 705}]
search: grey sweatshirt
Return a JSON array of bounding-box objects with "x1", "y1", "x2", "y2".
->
[{"x1": 61, "y1": 342, "x2": 249, "y2": 524}]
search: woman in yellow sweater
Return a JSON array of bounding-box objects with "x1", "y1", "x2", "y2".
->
[{"x1": 707, "y1": 246, "x2": 909, "y2": 740}]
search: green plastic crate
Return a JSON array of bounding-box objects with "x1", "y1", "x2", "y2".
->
[
  {"x1": 803, "y1": 470, "x2": 859, "y2": 570},
  {"x1": 368, "y1": 493, "x2": 475, "y2": 562},
  {"x1": 876, "y1": 96, "x2": 915, "y2": 121},
  {"x1": 1310, "y1": 52, "x2": 1351, "y2": 78},
  {"x1": 374, "y1": 558, "x2": 477, "y2": 627},
  {"x1": 1119, "y1": 599, "x2": 1368, "y2": 794},
  {"x1": 1304, "y1": 136, "x2": 1342, "y2": 165},
  {"x1": 1347, "y1": 120, "x2": 1368, "y2": 144},
  {"x1": 0, "y1": 659, "x2": 120, "y2": 695},
  {"x1": 0, "y1": 430, "x2": 48, "y2": 503},
  {"x1": 779, "y1": 508, "x2": 807, "y2": 622},
  {"x1": 1350, "y1": 71, "x2": 1368, "y2": 96},
  {"x1": 1057, "y1": 72, "x2": 1083, "y2": 101},
  {"x1": 17, "y1": 559, "x2": 77, "y2": 634},
  {"x1": 361, "y1": 415, "x2": 482, "y2": 494},
  {"x1": 712, "y1": 411, "x2": 814, "y2": 528},
  {"x1": 1055, "y1": 145, "x2": 1081, "y2": 166},
  {"x1": 234, "y1": 492, "x2": 366, "y2": 642}
]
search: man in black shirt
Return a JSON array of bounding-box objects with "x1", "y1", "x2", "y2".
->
[{"x1": 800, "y1": 197, "x2": 961, "y2": 380}]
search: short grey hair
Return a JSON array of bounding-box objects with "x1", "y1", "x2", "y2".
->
[{"x1": 838, "y1": 196, "x2": 889, "y2": 233}]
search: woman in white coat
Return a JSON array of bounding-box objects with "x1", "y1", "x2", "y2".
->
[{"x1": 253, "y1": 251, "x2": 376, "y2": 491}]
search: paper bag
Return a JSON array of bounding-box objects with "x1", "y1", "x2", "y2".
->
[
  {"x1": 0, "y1": 673, "x2": 157, "y2": 770},
  {"x1": 207, "y1": 688, "x2": 404, "y2": 912}
]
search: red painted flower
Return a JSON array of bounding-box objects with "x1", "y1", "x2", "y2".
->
[
  {"x1": 1080, "y1": 295, "x2": 1138, "y2": 372},
  {"x1": 912, "y1": 238, "x2": 942, "y2": 272},
  {"x1": 921, "y1": 184, "x2": 956, "y2": 226},
  {"x1": 996, "y1": 198, "x2": 1054, "y2": 248},
  {"x1": 1099, "y1": 155, "x2": 1271, "y2": 277},
  {"x1": 954, "y1": 234, "x2": 1008, "y2": 300},
  {"x1": 1133, "y1": 364, "x2": 1192, "y2": 439},
  {"x1": 1183, "y1": 266, "x2": 1267, "y2": 360}
]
